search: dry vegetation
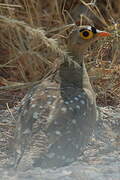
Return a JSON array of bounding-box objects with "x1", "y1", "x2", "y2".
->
[{"x1": 0, "y1": 0, "x2": 120, "y2": 108}]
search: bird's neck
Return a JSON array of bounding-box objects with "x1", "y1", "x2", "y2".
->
[
  {"x1": 59, "y1": 56, "x2": 83, "y2": 89},
  {"x1": 59, "y1": 53, "x2": 93, "y2": 91}
]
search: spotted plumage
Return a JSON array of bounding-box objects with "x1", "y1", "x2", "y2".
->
[{"x1": 14, "y1": 26, "x2": 111, "y2": 169}]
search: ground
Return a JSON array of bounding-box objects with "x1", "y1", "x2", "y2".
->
[{"x1": 0, "y1": 104, "x2": 120, "y2": 179}]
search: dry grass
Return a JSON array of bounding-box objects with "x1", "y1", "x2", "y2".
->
[{"x1": 0, "y1": 0, "x2": 120, "y2": 108}]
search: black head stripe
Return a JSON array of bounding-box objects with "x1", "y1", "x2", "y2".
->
[
  {"x1": 91, "y1": 26, "x2": 97, "y2": 34},
  {"x1": 79, "y1": 27, "x2": 97, "y2": 34}
]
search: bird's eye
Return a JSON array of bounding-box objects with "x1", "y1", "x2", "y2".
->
[{"x1": 80, "y1": 30, "x2": 93, "y2": 40}]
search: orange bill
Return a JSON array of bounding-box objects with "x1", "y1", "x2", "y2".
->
[{"x1": 97, "y1": 31, "x2": 111, "y2": 37}]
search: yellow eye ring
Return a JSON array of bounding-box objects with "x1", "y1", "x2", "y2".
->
[{"x1": 80, "y1": 30, "x2": 93, "y2": 40}]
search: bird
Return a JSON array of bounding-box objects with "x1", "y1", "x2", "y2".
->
[{"x1": 14, "y1": 25, "x2": 111, "y2": 169}]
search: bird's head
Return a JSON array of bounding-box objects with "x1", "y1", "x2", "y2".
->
[{"x1": 68, "y1": 26, "x2": 111, "y2": 57}]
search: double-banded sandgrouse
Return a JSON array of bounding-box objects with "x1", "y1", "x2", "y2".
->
[{"x1": 14, "y1": 26, "x2": 111, "y2": 169}]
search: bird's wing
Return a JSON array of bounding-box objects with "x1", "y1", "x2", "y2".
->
[{"x1": 15, "y1": 79, "x2": 61, "y2": 164}]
